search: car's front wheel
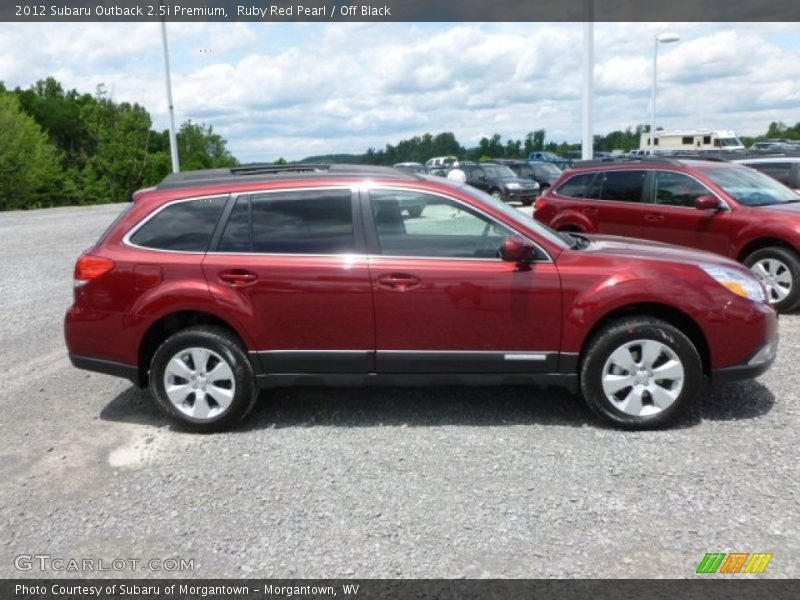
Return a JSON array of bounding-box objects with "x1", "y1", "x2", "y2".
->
[
  {"x1": 744, "y1": 246, "x2": 800, "y2": 312},
  {"x1": 149, "y1": 325, "x2": 257, "y2": 432},
  {"x1": 580, "y1": 317, "x2": 702, "y2": 429},
  {"x1": 490, "y1": 189, "x2": 505, "y2": 202}
]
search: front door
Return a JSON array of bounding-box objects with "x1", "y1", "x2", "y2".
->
[
  {"x1": 641, "y1": 170, "x2": 732, "y2": 255},
  {"x1": 364, "y1": 188, "x2": 562, "y2": 374}
]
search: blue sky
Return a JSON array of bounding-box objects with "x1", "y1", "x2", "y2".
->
[{"x1": 1, "y1": 22, "x2": 798, "y2": 161}]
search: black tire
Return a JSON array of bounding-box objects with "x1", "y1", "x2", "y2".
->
[
  {"x1": 580, "y1": 317, "x2": 702, "y2": 430},
  {"x1": 743, "y1": 246, "x2": 800, "y2": 313},
  {"x1": 490, "y1": 189, "x2": 505, "y2": 202},
  {"x1": 149, "y1": 325, "x2": 257, "y2": 433},
  {"x1": 407, "y1": 206, "x2": 423, "y2": 218},
  {"x1": 521, "y1": 198, "x2": 533, "y2": 207}
]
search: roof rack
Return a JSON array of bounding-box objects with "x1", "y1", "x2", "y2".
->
[{"x1": 156, "y1": 163, "x2": 420, "y2": 190}]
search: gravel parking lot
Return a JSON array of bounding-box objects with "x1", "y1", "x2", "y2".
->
[{"x1": 1, "y1": 203, "x2": 798, "y2": 578}]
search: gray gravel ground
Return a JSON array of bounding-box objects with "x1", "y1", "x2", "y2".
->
[{"x1": 0, "y1": 203, "x2": 798, "y2": 579}]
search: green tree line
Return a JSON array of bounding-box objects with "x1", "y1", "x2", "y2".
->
[
  {"x1": 0, "y1": 77, "x2": 237, "y2": 211},
  {"x1": 317, "y1": 121, "x2": 800, "y2": 166}
]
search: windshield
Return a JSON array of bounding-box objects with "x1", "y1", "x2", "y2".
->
[
  {"x1": 481, "y1": 164, "x2": 516, "y2": 178},
  {"x1": 458, "y1": 184, "x2": 570, "y2": 249},
  {"x1": 533, "y1": 163, "x2": 562, "y2": 176},
  {"x1": 701, "y1": 166, "x2": 800, "y2": 206},
  {"x1": 719, "y1": 137, "x2": 743, "y2": 147}
]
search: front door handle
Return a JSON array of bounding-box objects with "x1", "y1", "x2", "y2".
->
[
  {"x1": 377, "y1": 273, "x2": 421, "y2": 291},
  {"x1": 645, "y1": 213, "x2": 665, "y2": 222},
  {"x1": 219, "y1": 269, "x2": 258, "y2": 287}
]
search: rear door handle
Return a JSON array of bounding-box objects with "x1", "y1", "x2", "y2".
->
[
  {"x1": 219, "y1": 269, "x2": 258, "y2": 287},
  {"x1": 377, "y1": 273, "x2": 421, "y2": 291},
  {"x1": 645, "y1": 213, "x2": 665, "y2": 222},
  {"x1": 582, "y1": 207, "x2": 599, "y2": 216}
]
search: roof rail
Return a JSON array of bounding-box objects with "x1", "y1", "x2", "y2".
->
[
  {"x1": 156, "y1": 163, "x2": 419, "y2": 190},
  {"x1": 572, "y1": 154, "x2": 734, "y2": 168}
]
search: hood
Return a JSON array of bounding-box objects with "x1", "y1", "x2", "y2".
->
[
  {"x1": 580, "y1": 234, "x2": 743, "y2": 269},
  {"x1": 751, "y1": 201, "x2": 800, "y2": 215},
  {"x1": 497, "y1": 177, "x2": 538, "y2": 186}
]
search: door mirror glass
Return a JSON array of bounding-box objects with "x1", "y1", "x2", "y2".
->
[
  {"x1": 695, "y1": 195, "x2": 722, "y2": 210},
  {"x1": 500, "y1": 235, "x2": 534, "y2": 263}
]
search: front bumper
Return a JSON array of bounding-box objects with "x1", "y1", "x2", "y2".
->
[
  {"x1": 505, "y1": 188, "x2": 540, "y2": 201},
  {"x1": 711, "y1": 336, "x2": 778, "y2": 381}
]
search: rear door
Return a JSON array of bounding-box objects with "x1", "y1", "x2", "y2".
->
[
  {"x1": 203, "y1": 187, "x2": 375, "y2": 374},
  {"x1": 582, "y1": 169, "x2": 649, "y2": 237}
]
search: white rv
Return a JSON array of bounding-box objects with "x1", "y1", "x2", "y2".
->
[{"x1": 640, "y1": 129, "x2": 745, "y2": 152}]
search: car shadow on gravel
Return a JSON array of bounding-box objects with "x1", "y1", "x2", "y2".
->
[
  {"x1": 100, "y1": 378, "x2": 775, "y2": 432},
  {"x1": 684, "y1": 379, "x2": 776, "y2": 426}
]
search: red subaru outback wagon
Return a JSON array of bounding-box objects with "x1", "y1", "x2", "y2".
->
[
  {"x1": 534, "y1": 157, "x2": 800, "y2": 312},
  {"x1": 65, "y1": 164, "x2": 778, "y2": 432}
]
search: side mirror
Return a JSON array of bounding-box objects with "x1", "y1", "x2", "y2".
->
[
  {"x1": 500, "y1": 235, "x2": 535, "y2": 263},
  {"x1": 695, "y1": 195, "x2": 722, "y2": 210}
]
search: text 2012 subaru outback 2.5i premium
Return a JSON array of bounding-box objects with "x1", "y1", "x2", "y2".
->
[{"x1": 65, "y1": 164, "x2": 778, "y2": 432}]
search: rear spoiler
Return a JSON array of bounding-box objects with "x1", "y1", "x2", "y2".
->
[{"x1": 132, "y1": 186, "x2": 157, "y2": 202}]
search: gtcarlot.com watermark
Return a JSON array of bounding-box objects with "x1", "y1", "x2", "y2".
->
[{"x1": 14, "y1": 554, "x2": 194, "y2": 572}]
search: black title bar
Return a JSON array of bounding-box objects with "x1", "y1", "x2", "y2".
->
[
  {"x1": 3, "y1": 579, "x2": 799, "y2": 600},
  {"x1": 2, "y1": 0, "x2": 800, "y2": 22}
]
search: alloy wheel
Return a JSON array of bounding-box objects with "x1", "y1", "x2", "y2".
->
[
  {"x1": 601, "y1": 339, "x2": 685, "y2": 417},
  {"x1": 163, "y1": 347, "x2": 235, "y2": 420},
  {"x1": 751, "y1": 257, "x2": 793, "y2": 304}
]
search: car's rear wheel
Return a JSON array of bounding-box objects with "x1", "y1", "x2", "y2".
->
[
  {"x1": 149, "y1": 325, "x2": 257, "y2": 432},
  {"x1": 580, "y1": 317, "x2": 702, "y2": 430},
  {"x1": 521, "y1": 198, "x2": 534, "y2": 207},
  {"x1": 743, "y1": 246, "x2": 800, "y2": 312},
  {"x1": 491, "y1": 189, "x2": 505, "y2": 202}
]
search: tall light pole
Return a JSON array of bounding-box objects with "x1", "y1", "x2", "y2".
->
[
  {"x1": 649, "y1": 33, "x2": 680, "y2": 154},
  {"x1": 581, "y1": 0, "x2": 594, "y2": 161},
  {"x1": 160, "y1": 7, "x2": 180, "y2": 173}
]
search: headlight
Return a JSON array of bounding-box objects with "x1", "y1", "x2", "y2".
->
[
  {"x1": 506, "y1": 182, "x2": 522, "y2": 190},
  {"x1": 701, "y1": 265, "x2": 767, "y2": 303}
]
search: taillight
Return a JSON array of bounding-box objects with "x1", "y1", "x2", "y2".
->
[
  {"x1": 74, "y1": 255, "x2": 114, "y2": 286},
  {"x1": 534, "y1": 197, "x2": 548, "y2": 212}
]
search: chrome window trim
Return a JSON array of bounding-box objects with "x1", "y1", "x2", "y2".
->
[
  {"x1": 364, "y1": 184, "x2": 554, "y2": 263},
  {"x1": 122, "y1": 194, "x2": 229, "y2": 254},
  {"x1": 124, "y1": 186, "x2": 358, "y2": 255},
  {"x1": 122, "y1": 184, "x2": 554, "y2": 262}
]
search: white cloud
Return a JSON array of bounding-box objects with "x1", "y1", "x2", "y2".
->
[{"x1": 0, "y1": 22, "x2": 799, "y2": 161}]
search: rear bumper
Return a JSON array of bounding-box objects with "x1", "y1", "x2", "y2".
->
[
  {"x1": 711, "y1": 336, "x2": 778, "y2": 381},
  {"x1": 69, "y1": 353, "x2": 140, "y2": 386}
]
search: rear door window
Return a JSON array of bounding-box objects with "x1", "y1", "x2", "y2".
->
[
  {"x1": 555, "y1": 173, "x2": 595, "y2": 198},
  {"x1": 128, "y1": 196, "x2": 227, "y2": 252},
  {"x1": 217, "y1": 189, "x2": 356, "y2": 254},
  {"x1": 596, "y1": 170, "x2": 647, "y2": 202}
]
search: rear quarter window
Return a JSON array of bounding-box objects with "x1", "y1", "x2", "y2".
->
[{"x1": 128, "y1": 196, "x2": 227, "y2": 252}]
